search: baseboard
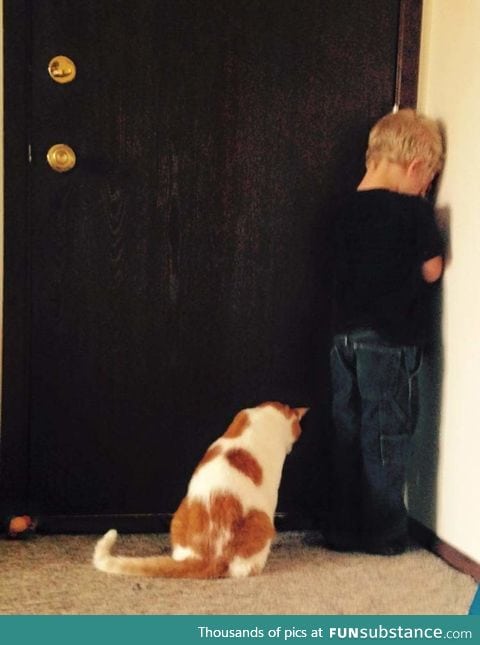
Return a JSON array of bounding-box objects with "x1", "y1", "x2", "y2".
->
[
  {"x1": 13, "y1": 511, "x2": 323, "y2": 535},
  {"x1": 409, "y1": 518, "x2": 480, "y2": 583},
  {"x1": 36, "y1": 514, "x2": 172, "y2": 534}
]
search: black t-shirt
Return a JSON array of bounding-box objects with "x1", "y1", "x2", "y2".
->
[{"x1": 332, "y1": 189, "x2": 444, "y2": 346}]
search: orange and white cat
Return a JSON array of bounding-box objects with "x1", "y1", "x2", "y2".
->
[{"x1": 93, "y1": 402, "x2": 307, "y2": 578}]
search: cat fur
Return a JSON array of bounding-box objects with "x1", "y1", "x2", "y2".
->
[{"x1": 93, "y1": 402, "x2": 307, "y2": 578}]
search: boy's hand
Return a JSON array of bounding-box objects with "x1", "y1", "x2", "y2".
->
[{"x1": 422, "y1": 256, "x2": 443, "y2": 282}]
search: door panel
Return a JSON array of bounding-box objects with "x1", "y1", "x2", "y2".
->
[{"x1": 2, "y1": 0, "x2": 415, "y2": 528}]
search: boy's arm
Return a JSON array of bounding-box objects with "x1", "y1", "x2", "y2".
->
[
  {"x1": 422, "y1": 255, "x2": 443, "y2": 282},
  {"x1": 419, "y1": 201, "x2": 444, "y2": 283}
]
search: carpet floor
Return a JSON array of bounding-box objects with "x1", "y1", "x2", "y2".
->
[{"x1": 0, "y1": 532, "x2": 476, "y2": 615}]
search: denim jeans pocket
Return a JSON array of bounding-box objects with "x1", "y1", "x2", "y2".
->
[
  {"x1": 330, "y1": 344, "x2": 355, "y2": 399},
  {"x1": 403, "y1": 346, "x2": 423, "y2": 430},
  {"x1": 379, "y1": 396, "x2": 413, "y2": 436},
  {"x1": 380, "y1": 433, "x2": 410, "y2": 468},
  {"x1": 403, "y1": 346, "x2": 423, "y2": 378}
]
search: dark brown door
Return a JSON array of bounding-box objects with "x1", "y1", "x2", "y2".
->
[{"x1": 2, "y1": 0, "x2": 420, "y2": 530}]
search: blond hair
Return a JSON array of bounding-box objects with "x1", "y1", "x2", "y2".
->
[{"x1": 366, "y1": 109, "x2": 444, "y2": 174}]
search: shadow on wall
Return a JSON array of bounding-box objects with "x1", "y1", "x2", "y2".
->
[
  {"x1": 407, "y1": 116, "x2": 450, "y2": 533},
  {"x1": 407, "y1": 286, "x2": 443, "y2": 530},
  {"x1": 407, "y1": 201, "x2": 451, "y2": 532}
]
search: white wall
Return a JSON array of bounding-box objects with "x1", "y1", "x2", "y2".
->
[{"x1": 414, "y1": 0, "x2": 480, "y2": 563}]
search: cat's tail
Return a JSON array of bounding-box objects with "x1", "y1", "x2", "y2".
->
[{"x1": 93, "y1": 529, "x2": 219, "y2": 579}]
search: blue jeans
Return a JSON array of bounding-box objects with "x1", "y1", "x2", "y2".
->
[{"x1": 328, "y1": 329, "x2": 422, "y2": 550}]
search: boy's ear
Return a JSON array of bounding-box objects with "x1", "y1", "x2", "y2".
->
[{"x1": 406, "y1": 158, "x2": 423, "y2": 176}]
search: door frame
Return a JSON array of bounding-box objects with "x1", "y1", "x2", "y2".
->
[
  {"x1": 1, "y1": 0, "x2": 33, "y2": 519},
  {"x1": 0, "y1": 0, "x2": 422, "y2": 532}
]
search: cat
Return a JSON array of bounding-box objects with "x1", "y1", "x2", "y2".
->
[{"x1": 93, "y1": 401, "x2": 307, "y2": 578}]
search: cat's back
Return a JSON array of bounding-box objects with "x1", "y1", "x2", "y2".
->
[{"x1": 186, "y1": 406, "x2": 283, "y2": 509}]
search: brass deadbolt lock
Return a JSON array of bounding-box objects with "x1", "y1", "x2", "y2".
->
[
  {"x1": 48, "y1": 56, "x2": 77, "y2": 84},
  {"x1": 47, "y1": 144, "x2": 77, "y2": 173}
]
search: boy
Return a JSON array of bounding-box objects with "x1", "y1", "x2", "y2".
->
[{"x1": 327, "y1": 109, "x2": 444, "y2": 554}]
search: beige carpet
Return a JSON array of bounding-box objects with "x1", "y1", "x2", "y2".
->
[{"x1": 0, "y1": 532, "x2": 476, "y2": 615}]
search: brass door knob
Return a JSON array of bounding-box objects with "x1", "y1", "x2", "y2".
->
[
  {"x1": 47, "y1": 144, "x2": 76, "y2": 172},
  {"x1": 48, "y1": 56, "x2": 76, "y2": 83}
]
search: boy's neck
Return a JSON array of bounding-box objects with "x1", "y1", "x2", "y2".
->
[{"x1": 357, "y1": 158, "x2": 405, "y2": 193}]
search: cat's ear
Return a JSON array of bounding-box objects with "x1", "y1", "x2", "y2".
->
[{"x1": 294, "y1": 407, "x2": 309, "y2": 420}]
